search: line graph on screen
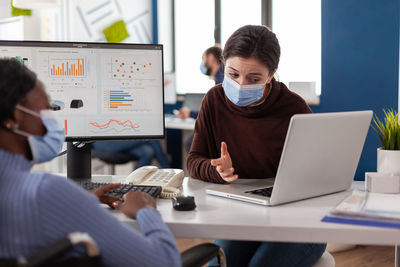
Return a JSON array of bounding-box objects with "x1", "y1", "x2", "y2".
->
[{"x1": 89, "y1": 119, "x2": 140, "y2": 133}]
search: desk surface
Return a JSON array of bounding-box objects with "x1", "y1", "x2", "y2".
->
[
  {"x1": 165, "y1": 116, "x2": 195, "y2": 130},
  {"x1": 112, "y1": 178, "x2": 400, "y2": 245}
]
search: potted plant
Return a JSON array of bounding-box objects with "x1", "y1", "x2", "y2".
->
[{"x1": 372, "y1": 109, "x2": 400, "y2": 175}]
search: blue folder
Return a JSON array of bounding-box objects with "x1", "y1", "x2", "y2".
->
[{"x1": 322, "y1": 215, "x2": 400, "y2": 229}]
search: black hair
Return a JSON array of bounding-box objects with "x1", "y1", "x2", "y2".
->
[
  {"x1": 223, "y1": 25, "x2": 280, "y2": 72},
  {"x1": 205, "y1": 46, "x2": 223, "y2": 65},
  {"x1": 0, "y1": 59, "x2": 37, "y2": 124}
]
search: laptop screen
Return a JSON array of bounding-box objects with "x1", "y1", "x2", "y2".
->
[{"x1": 183, "y1": 93, "x2": 205, "y2": 112}]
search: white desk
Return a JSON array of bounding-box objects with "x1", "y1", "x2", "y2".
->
[
  {"x1": 112, "y1": 178, "x2": 400, "y2": 246},
  {"x1": 164, "y1": 116, "x2": 195, "y2": 130}
]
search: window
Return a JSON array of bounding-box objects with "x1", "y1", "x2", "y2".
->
[
  {"x1": 272, "y1": 0, "x2": 321, "y2": 100},
  {"x1": 174, "y1": 0, "x2": 215, "y2": 94},
  {"x1": 157, "y1": 0, "x2": 174, "y2": 73},
  {"x1": 220, "y1": 0, "x2": 261, "y2": 47},
  {"x1": 168, "y1": 0, "x2": 321, "y2": 99}
]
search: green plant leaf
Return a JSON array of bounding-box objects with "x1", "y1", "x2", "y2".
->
[{"x1": 372, "y1": 109, "x2": 400, "y2": 150}]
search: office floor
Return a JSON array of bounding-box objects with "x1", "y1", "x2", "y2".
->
[{"x1": 176, "y1": 239, "x2": 394, "y2": 266}]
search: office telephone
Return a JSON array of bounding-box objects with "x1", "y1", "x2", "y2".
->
[{"x1": 125, "y1": 166, "x2": 185, "y2": 198}]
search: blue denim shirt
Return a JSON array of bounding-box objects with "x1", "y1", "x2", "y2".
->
[{"x1": 215, "y1": 64, "x2": 225, "y2": 85}]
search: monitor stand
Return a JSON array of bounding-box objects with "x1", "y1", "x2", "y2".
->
[{"x1": 67, "y1": 142, "x2": 91, "y2": 179}]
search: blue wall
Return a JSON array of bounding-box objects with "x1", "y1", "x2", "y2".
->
[
  {"x1": 152, "y1": 0, "x2": 158, "y2": 43},
  {"x1": 312, "y1": 0, "x2": 399, "y2": 180}
]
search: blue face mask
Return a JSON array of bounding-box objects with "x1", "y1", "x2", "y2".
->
[
  {"x1": 222, "y1": 75, "x2": 265, "y2": 107},
  {"x1": 200, "y1": 61, "x2": 210, "y2": 76},
  {"x1": 12, "y1": 105, "x2": 65, "y2": 163}
]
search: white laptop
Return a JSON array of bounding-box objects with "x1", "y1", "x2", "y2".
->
[{"x1": 206, "y1": 111, "x2": 373, "y2": 206}]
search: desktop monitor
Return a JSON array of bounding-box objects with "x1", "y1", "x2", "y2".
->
[{"x1": 0, "y1": 41, "x2": 165, "y2": 178}]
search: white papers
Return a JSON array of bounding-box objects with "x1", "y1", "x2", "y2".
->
[{"x1": 331, "y1": 190, "x2": 400, "y2": 222}]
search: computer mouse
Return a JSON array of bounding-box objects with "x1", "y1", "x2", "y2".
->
[{"x1": 172, "y1": 195, "x2": 196, "y2": 211}]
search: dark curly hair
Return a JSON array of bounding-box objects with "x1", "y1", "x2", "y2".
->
[
  {"x1": 204, "y1": 46, "x2": 223, "y2": 65},
  {"x1": 223, "y1": 25, "x2": 280, "y2": 73},
  {"x1": 0, "y1": 59, "x2": 37, "y2": 124}
]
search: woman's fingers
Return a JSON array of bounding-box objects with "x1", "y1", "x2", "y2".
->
[
  {"x1": 112, "y1": 200, "x2": 122, "y2": 209},
  {"x1": 211, "y1": 142, "x2": 230, "y2": 166},
  {"x1": 96, "y1": 183, "x2": 121, "y2": 195},
  {"x1": 211, "y1": 158, "x2": 222, "y2": 166},
  {"x1": 219, "y1": 167, "x2": 234, "y2": 178},
  {"x1": 212, "y1": 142, "x2": 236, "y2": 181},
  {"x1": 223, "y1": 174, "x2": 239, "y2": 182},
  {"x1": 221, "y1": 141, "x2": 228, "y2": 157},
  {"x1": 218, "y1": 167, "x2": 238, "y2": 182},
  {"x1": 100, "y1": 195, "x2": 120, "y2": 209}
]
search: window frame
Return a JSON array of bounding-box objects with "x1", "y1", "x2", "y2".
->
[{"x1": 169, "y1": 0, "x2": 271, "y2": 76}]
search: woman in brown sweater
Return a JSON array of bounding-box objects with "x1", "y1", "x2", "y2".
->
[{"x1": 187, "y1": 25, "x2": 326, "y2": 267}]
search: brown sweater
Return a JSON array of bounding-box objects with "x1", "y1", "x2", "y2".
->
[{"x1": 187, "y1": 80, "x2": 312, "y2": 183}]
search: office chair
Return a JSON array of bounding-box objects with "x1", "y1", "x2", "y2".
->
[
  {"x1": 91, "y1": 149, "x2": 138, "y2": 175},
  {"x1": 0, "y1": 232, "x2": 100, "y2": 267},
  {"x1": 181, "y1": 243, "x2": 226, "y2": 267},
  {"x1": 0, "y1": 232, "x2": 226, "y2": 267}
]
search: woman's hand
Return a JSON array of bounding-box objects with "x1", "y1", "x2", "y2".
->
[
  {"x1": 211, "y1": 142, "x2": 238, "y2": 182},
  {"x1": 90, "y1": 183, "x2": 121, "y2": 209},
  {"x1": 114, "y1": 191, "x2": 157, "y2": 219},
  {"x1": 177, "y1": 107, "x2": 190, "y2": 120}
]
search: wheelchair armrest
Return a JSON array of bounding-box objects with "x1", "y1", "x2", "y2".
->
[
  {"x1": 181, "y1": 243, "x2": 226, "y2": 267},
  {"x1": 20, "y1": 232, "x2": 99, "y2": 267}
]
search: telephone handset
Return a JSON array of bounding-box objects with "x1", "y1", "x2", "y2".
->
[{"x1": 125, "y1": 166, "x2": 185, "y2": 198}]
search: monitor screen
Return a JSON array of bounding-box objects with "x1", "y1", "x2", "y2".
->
[{"x1": 0, "y1": 41, "x2": 165, "y2": 141}]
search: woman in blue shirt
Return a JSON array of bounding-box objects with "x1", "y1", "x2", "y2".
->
[{"x1": 0, "y1": 58, "x2": 180, "y2": 267}]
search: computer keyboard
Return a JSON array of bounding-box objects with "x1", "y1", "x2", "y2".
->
[
  {"x1": 245, "y1": 187, "x2": 273, "y2": 197},
  {"x1": 76, "y1": 181, "x2": 162, "y2": 199}
]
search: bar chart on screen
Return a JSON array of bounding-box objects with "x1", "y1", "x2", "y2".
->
[
  {"x1": 103, "y1": 89, "x2": 134, "y2": 109},
  {"x1": 102, "y1": 88, "x2": 152, "y2": 112},
  {"x1": 36, "y1": 53, "x2": 96, "y2": 91},
  {"x1": 49, "y1": 57, "x2": 86, "y2": 77}
]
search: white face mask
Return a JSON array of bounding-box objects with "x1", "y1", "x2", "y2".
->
[
  {"x1": 222, "y1": 75, "x2": 265, "y2": 107},
  {"x1": 9, "y1": 104, "x2": 65, "y2": 163}
]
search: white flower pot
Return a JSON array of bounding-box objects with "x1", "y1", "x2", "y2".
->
[{"x1": 377, "y1": 148, "x2": 400, "y2": 175}]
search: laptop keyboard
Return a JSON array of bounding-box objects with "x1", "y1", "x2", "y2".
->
[{"x1": 245, "y1": 187, "x2": 273, "y2": 197}]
